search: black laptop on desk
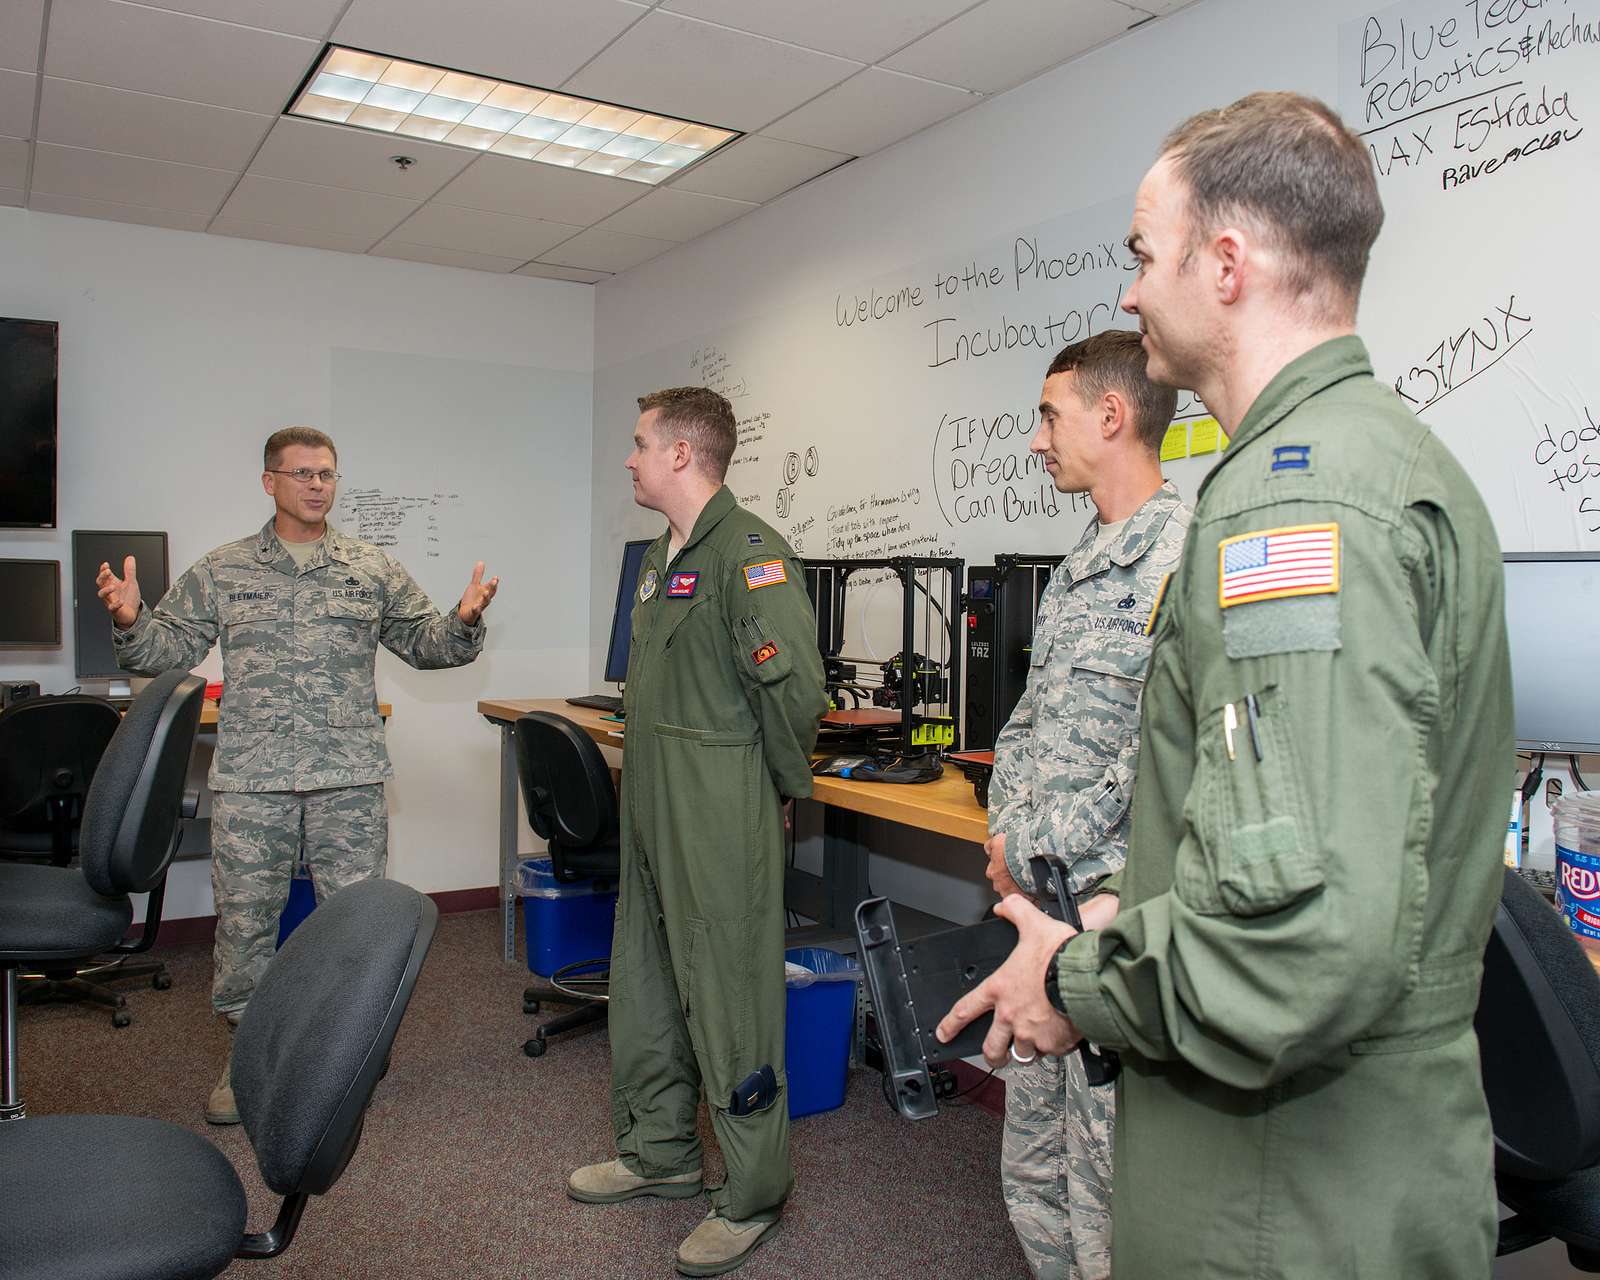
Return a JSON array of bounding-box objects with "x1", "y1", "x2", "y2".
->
[{"x1": 567, "y1": 539, "x2": 651, "y2": 718}]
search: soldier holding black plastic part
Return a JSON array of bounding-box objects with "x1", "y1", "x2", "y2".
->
[
  {"x1": 985, "y1": 330, "x2": 1187, "y2": 1280},
  {"x1": 96, "y1": 426, "x2": 497, "y2": 1125}
]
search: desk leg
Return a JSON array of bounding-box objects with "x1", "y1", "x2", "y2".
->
[
  {"x1": 499, "y1": 721, "x2": 518, "y2": 966},
  {"x1": 822, "y1": 805, "x2": 873, "y2": 929}
]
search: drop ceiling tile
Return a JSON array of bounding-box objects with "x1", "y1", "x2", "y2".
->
[
  {"x1": 31, "y1": 142, "x2": 235, "y2": 213},
  {"x1": 671, "y1": 134, "x2": 849, "y2": 203},
  {"x1": 210, "y1": 216, "x2": 378, "y2": 253},
  {"x1": 595, "y1": 186, "x2": 754, "y2": 242},
  {"x1": 659, "y1": 0, "x2": 976, "y2": 63},
  {"x1": 218, "y1": 173, "x2": 418, "y2": 238},
  {"x1": 38, "y1": 79, "x2": 272, "y2": 170},
  {"x1": 45, "y1": 0, "x2": 319, "y2": 114},
  {"x1": 0, "y1": 186, "x2": 22, "y2": 207},
  {"x1": 29, "y1": 190, "x2": 209, "y2": 230},
  {"x1": 133, "y1": 0, "x2": 347, "y2": 38},
  {"x1": 764, "y1": 68, "x2": 975, "y2": 156},
  {"x1": 369, "y1": 239, "x2": 524, "y2": 273},
  {"x1": 430, "y1": 153, "x2": 639, "y2": 225},
  {"x1": 385, "y1": 201, "x2": 583, "y2": 260},
  {"x1": 333, "y1": 0, "x2": 643, "y2": 90},
  {"x1": 516, "y1": 262, "x2": 611, "y2": 283},
  {"x1": 1, "y1": 0, "x2": 45, "y2": 75},
  {"x1": 249, "y1": 117, "x2": 473, "y2": 199},
  {"x1": 0, "y1": 137, "x2": 27, "y2": 188},
  {"x1": 565, "y1": 10, "x2": 860, "y2": 133},
  {"x1": 539, "y1": 226, "x2": 676, "y2": 273},
  {"x1": 885, "y1": 0, "x2": 1141, "y2": 93},
  {"x1": 1119, "y1": 0, "x2": 1189, "y2": 13},
  {"x1": 0, "y1": 70, "x2": 35, "y2": 139}
]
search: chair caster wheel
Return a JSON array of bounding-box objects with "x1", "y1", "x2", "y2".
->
[
  {"x1": 523, "y1": 1036, "x2": 547, "y2": 1058},
  {"x1": 523, "y1": 998, "x2": 540, "y2": 1015},
  {"x1": 523, "y1": 987, "x2": 538, "y2": 1001},
  {"x1": 112, "y1": 1010, "x2": 132, "y2": 1028},
  {"x1": 152, "y1": 972, "x2": 172, "y2": 991}
]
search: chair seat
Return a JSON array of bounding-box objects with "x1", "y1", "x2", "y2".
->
[
  {"x1": 0, "y1": 863, "x2": 132, "y2": 962},
  {"x1": 0, "y1": 1114, "x2": 247, "y2": 1280},
  {"x1": 1501, "y1": 1164, "x2": 1600, "y2": 1254}
]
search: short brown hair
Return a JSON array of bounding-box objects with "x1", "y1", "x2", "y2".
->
[
  {"x1": 264, "y1": 426, "x2": 337, "y2": 470},
  {"x1": 1161, "y1": 91, "x2": 1383, "y2": 315},
  {"x1": 1045, "y1": 330, "x2": 1178, "y2": 453},
  {"x1": 637, "y1": 387, "x2": 736, "y2": 481}
]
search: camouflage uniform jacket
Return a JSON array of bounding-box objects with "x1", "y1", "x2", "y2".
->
[
  {"x1": 113, "y1": 519, "x2": 484, "y2": 793},
  {"x1": 990, "y1": 481, "x2": 1190, "y2": 894}
]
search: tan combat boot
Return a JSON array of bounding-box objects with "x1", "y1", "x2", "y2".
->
[
  {"x1": 566, "y1": 1159, "x2": 703, "y2": 1204},
  {"x1": 205, "y1": 1016, "x2": 240, "y2": 1126},
  {"x1": 674, "y1": 1210, "x2": 782, "y2": 1276}
]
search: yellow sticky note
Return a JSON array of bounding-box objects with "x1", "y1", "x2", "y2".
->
[
  {"x1": 1219, "y1": 427, "x2": 1230, "y2": 451},
  {"x1": 1159, "y1": 422, "x2": 1189, "y2": 462},
  {"x1": 1189, "y1": 416, "x2": 1221, "y2": 456}
]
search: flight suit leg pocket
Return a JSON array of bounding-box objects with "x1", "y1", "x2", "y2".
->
[{"x1": 1176, "y1": 686, "x2": 1324, "y2": 917}]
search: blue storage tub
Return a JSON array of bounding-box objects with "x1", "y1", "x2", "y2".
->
[
  {"x1": 519, "y1": 856, "x2": 617, "y2": 978},
  {"x1": 784, "y1": 946, "x2": 861, "y2": 1118}
]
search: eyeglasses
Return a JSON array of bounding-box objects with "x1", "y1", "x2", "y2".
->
[{"x1": 267, "y1": 468, "x2": 341, "y2": 485}]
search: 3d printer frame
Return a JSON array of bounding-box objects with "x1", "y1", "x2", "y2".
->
[{"x1": 802, "y1": 556, "x2": 965, "y2": 759}]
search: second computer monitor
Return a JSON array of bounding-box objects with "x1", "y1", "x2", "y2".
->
[
  {"x1": 72, "y1": 530, "x2": 170, "y2": 680},
  {"x1": 604, "y1": 539, "x2": 654, "y2": 684}
]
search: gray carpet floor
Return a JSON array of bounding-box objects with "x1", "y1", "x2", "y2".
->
[{"x1": 19, "y1": 908, "x2": 1028, "y2": 1279}]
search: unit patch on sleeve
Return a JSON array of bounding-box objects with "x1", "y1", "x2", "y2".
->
[
  {"x1": 744, "y1": 560, "x2": 788, "y2": 590},
  {"x1": 1218, "y1": 523, "x2": 1339, "y2": 608},
  {"x1": 666, "y1": 572, "x2": 699, "y2": 598},
  {"x1": 752, "y1": 640, "x2": 780, "y2": 665},
  {"x1": 639, "y1": 568, "x2": 658, "y2": 602}
]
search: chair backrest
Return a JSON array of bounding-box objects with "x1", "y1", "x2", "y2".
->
[
  {"x1": 232, "y1": 878, "x2": 438, "y2": 1196},
  {"x1": 77, "y1": 672, "x2": 206, "y2": 897},
  {"x1": 513, "y1": 711, "x2": 619, "y2": 882},
  {"x1": 0, "y1": 694, "x2": 122, "y2": 845},
  {"x1": 1475, "y1": 868, "x2": 1600, "y2": 1179}
]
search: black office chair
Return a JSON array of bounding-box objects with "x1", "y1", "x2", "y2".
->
[
  {"x1": 0, "y1": 670, "x2": 205, "y2": 1120},
  {"x1": 1476, "y1": 868, "x2": 1600, "y2": 1268},
  {"x1": 514, "y1": 710, "x2": 620, "y2": 1059},
  {"x1": 0, "y1": 877, "x2": 438, "y2": 1277},
  {"x1": 0, "y1": 694, "x2": 122, "y2": 866}
]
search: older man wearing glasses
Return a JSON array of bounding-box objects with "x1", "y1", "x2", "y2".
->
[{"x1": 96, "y1": 426, "x2": 497, "y2": 1123}]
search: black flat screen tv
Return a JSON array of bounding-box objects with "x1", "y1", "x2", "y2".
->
[{"x1": 0, "y1": 317, "x2": 59, "y2": 529}]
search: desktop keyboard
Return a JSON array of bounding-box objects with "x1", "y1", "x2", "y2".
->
[{"x1": 566, "y1": 693, "x2": 624, "y2": 715}]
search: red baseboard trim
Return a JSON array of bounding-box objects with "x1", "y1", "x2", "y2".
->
[
  {"x1": 133, "y1": 885, "x2": 502, "y2": 949},
  {"x1": 949, "y1": 1059, "x2": 1006, "y2": 1117}
]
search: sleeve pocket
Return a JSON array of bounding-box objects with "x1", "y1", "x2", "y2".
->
[
  {"x1": 735, "y1": 615, "x2": 793, "y2": 685},
  {"x1": 1175, "y1": 684, "x2": 1325, "y2": 917}
]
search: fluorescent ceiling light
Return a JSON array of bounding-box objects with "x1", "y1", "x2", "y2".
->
[{"x1": 288, "y1": 46, "x2": 739, "y2": 185}]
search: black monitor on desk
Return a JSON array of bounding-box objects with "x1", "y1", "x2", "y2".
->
[
  {"x1": 604, "y1": 540, "x2": 653, "y2": 684},
  {"x1": 0, "y1": 559, "x2": 60, "y2": 647},
  {"x1": 71, "y1": 531, "x2": 169, "y2": 681},
  {"x1": 1503, "y1": 552, "x2": 1600, "y2": 752}
]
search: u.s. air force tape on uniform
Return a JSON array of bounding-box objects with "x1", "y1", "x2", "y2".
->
[{"x1": 1218, "y1": 523, "x2": 1342, "y2": 659}]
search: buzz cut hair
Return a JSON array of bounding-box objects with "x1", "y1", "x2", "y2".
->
[
  {"x1": 1161, "y1": 91, "x2": 1384, "y2": 320},
  {"x1": 264, "y1": 426, "x2": 337, "y2": 470},
  {"x1": 637, "y1": 386, "x2": 737, "y2": 481},
  {"x1": 1045, "y1": 330, "x2": 1178, "y2": 454}
]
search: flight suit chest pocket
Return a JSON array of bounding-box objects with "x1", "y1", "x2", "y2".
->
[
  {"x1": 1055, "y1": 633, "x2": 1149, "y2": 758},
  {"x1": 659, "y1": 594, "x2": 709, "y2": 651},
  {"x1": 1176, "y1": 685, "x2": 1324, "y2": 917}
]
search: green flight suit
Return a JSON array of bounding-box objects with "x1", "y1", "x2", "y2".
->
[
  {"x1": 608, "y1": 486, "x2": 827, "y2": 1223},
  {"x1": 1056, "y1": 338, "x2": 1514, "y2": 1277}
]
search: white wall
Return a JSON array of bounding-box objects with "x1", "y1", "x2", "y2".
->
[{"x1": 0, "y1": 207, "x2": 595, "y2": 915}]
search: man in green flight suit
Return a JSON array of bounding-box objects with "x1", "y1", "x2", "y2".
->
[
  {"x1": 568, "y1": 387, "x2": 827, "y2": 1277},
  {"x1": 939, "y1": 92, "x2": 1514, "y2": 1278}
]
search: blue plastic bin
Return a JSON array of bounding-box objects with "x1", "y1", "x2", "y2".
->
[
  {"x1": 275, "y1": 868, "x2": 316, "y2": 949},
  {"x1": 520, "y1": 857, "x2": 617, "y2": 978},
  {"x1": 784, "y1": 946, "x2": 861, "y2": 1118}
]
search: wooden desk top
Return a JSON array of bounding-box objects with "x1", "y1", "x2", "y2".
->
[
  {"x1": 478, "y1": 697, "x2": 989, "y2": 845},
  {"x1": 197, "y1": 700, "x2": 392, "y2": 726}
]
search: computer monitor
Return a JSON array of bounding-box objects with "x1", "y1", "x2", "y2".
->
[
  {"x1": 604, "y1": 540, "x2": 653, "y2": 684},
  {"x1": 72, "y1": 530, "x2": 170, "y2": 679},
  {"x1": 1502, "y1": 552, "x2": 1600, "y2": 752},
  {"x1": 0, "y1": 558, "x2": 61, "y2": 647}
]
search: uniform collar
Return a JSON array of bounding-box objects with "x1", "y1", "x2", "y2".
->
[
  {"x1": 254, "y1": 519, "x2": 351, "y2": 570},
  {"x1": 672, "y1": 485, "x2": 738, "y2": 560},
  {"x1": 1065, "y1": 480, "x2": 1184, "y2": 583},
  {"x1": 1203, "y1": 336, "x2": 1372, "y2": 489}
]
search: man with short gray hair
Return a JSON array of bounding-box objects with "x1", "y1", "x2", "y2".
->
[{"x1": 96, "y1": 426, "x2": 498, "y2": 1124}]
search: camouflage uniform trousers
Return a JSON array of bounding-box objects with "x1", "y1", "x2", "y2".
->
[
  {"x1": 209, "y1": 784, "x2": 387, "y2": 1018},
  {"x1": 1003, "y1": 1048, "x2": 1114, "y2": 1280}
]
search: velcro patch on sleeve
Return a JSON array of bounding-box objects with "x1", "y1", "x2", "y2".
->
[
  {"x1": 744, "y1": 559, "x2": 787, "y2": 590},
  {"x1": 752, "y1": 640, "x2": 779, "y2": 665},
  {"x1": 1218, "y1": 523, "x2": 1339, "y2": 608}
]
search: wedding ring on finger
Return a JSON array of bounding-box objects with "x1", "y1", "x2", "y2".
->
[{"x1": 1009, "y1": 1043, "x2": 1037, "y2": 1065}]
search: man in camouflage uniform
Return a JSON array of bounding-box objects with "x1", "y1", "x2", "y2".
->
[
  {"x1": 986, "y1": 331, "x2": 1187, "y2": 1280},
  {"x1": 96, "y1": 426, "x2": 497, "y2": 1123}
]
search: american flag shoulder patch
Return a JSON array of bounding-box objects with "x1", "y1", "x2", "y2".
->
[
  {"x1": 1218, "y1": 523, "x2": 1340, "y2": 608},
  {"x1": 744, "y1": 559, "x2": 788, "y2": 590}
]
